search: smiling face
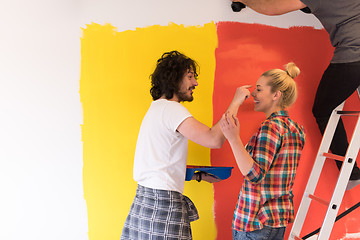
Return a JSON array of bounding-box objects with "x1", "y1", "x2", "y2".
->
[
  {"x1": 251, "y1": 76, "x2": 282, "y2": 117},
  {"x1": 175, "y1": 69, "x2": 198, "y2": 102}
]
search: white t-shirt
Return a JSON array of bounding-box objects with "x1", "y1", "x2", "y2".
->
[{"x1": 133, "y1": 99, "x2": 192, "y2": 193}]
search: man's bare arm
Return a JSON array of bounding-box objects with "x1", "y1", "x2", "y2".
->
[
  {"x1": 177, "y1": 116, "x2": 225, "y2": 149},
  {"x1": 232, "y1": 0, "x2": 306, "y2": 15},
  {"x1": 177, "y1": 86, "x2": 251, "y2": 149}
]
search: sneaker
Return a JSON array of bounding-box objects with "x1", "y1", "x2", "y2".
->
[{"x1": 346, "y1": 179, "x2": 360, "y2": 190}]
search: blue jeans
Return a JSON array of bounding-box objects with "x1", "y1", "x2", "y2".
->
[{"x1": 233, "y1": 226, "x2": 286, "y2": 240}]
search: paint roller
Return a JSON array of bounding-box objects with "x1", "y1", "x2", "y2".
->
[
  {"x1": 231, "y1": 1, "x2": 311, "y2": 13},
  {"x1": 231, "y1": 1, "x2": 246, "y2": 12}
]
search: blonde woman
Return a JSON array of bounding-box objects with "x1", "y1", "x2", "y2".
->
[{"x1": 220, "y1": 63, "x2": 306, "y2": 240}]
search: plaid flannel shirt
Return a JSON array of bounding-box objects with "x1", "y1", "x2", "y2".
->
[
  {"x1": 121, "y1": 185, "x2": 199, "y2": 240},
  {"x1": 233, "y1": 110, "x2": 305, "y2": 232}
]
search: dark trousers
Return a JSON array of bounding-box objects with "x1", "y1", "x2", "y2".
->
[{"x1": 312, "y1": 61, "x2": 360, "y2": 180}]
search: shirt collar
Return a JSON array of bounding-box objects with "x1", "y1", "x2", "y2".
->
[{"x1": 267, "y1": 110, "x2": 289, "y2": 119}]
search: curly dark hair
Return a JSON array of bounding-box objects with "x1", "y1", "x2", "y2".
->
[{"x1": 150, "y1": 51, "x2": 199, "y2": 100}]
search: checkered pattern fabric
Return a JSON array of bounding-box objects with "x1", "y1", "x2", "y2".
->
[
  {"x1": 233, "y1": 111, "x2": 305, "y2": 232},
  {"x1": 121, "y1": 185, "x2": 199, "y2": 240}
]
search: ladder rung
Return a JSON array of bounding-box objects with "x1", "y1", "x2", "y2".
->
[
  {"x1": 308, "y1": 193, "x2": 330, "y2": 206},
  {"x1": 294, "y1": 236, "x2": 303, "y2": 240},
  {"x1": 336, "y1": 110, "x2": 360, "y2": 116},
  {"x1": 323, "y1": 152, "x2": 345, "y2": 161}
]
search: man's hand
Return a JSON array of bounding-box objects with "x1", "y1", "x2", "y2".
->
[
  {"x1": 202, "y1": 172, "x2": 222, "y2": 183},
  {"x1": 192, "y1": 172, "x2": 222, "y2": 183},
  {"x1": 233, "y1": 85, "x2": 252, "y2": 106}
]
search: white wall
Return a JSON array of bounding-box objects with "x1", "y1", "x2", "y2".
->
[
  {"x1": 80, "y1": 0, "x2": 322, "y2": 31},
  {"x1": 0, "y1": 1, "x2": 87, "y2": 240},
  {"x1": 0, "y1": 1, "x2": 321, "y2": 240}
]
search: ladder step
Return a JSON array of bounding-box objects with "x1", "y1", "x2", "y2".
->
[
  {"x1": 294, "y1": 236, "x2": 303, "y2": 240},
  {"x1": 323, "y1": 152, "x2": 345, "y2": 161},
  {"x1": 307, "y1": 193, "x2": 330, "y2": 206},
  {"x1": 336, "y1": 110, "x2": 360, "y2": 116}
]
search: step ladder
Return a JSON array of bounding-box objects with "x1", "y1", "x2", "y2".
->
[{"x1": 289, "y1": 86, "x2": 360, "y2": 240}]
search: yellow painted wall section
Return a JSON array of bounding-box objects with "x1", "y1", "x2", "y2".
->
[{"x1": 80, "y1": 22, "x2": 218, "y2": 239}]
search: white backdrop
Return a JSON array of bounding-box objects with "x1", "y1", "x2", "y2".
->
[
  {"x1": 80, "y1": 0, "x2": 321, "y2": 31},
  {"x1": 0, "y1": 1, "x2": 321, "y2": 239}
]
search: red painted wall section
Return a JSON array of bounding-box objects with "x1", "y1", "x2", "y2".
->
[{"x1": 212, "y1": 22, "x2": 360, "y2": 240}]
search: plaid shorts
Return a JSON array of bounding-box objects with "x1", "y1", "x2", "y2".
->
[{"x1": 121, "y1": 185, "x2": 199, "y2": 240}]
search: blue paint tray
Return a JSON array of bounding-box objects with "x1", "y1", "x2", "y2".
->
[{"x1": 185, "y1": 165, "x2": 234, "y2": 181}]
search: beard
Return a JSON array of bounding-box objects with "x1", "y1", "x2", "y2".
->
[{"x1": 176, "y1": 89, "x2": 194, "y2": 102}]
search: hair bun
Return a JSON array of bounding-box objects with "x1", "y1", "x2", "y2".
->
[{"x1": 285, "y1": 62, "x2": 300, "y2": 79}]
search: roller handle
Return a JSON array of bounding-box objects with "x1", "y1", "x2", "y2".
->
[{"x1": 231, "y1": 2, "x2": 246, "y2": 12}]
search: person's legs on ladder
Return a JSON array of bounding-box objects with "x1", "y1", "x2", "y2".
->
[{"x1": 312, "y1": 61, "x2": 360, "y2": 190}]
